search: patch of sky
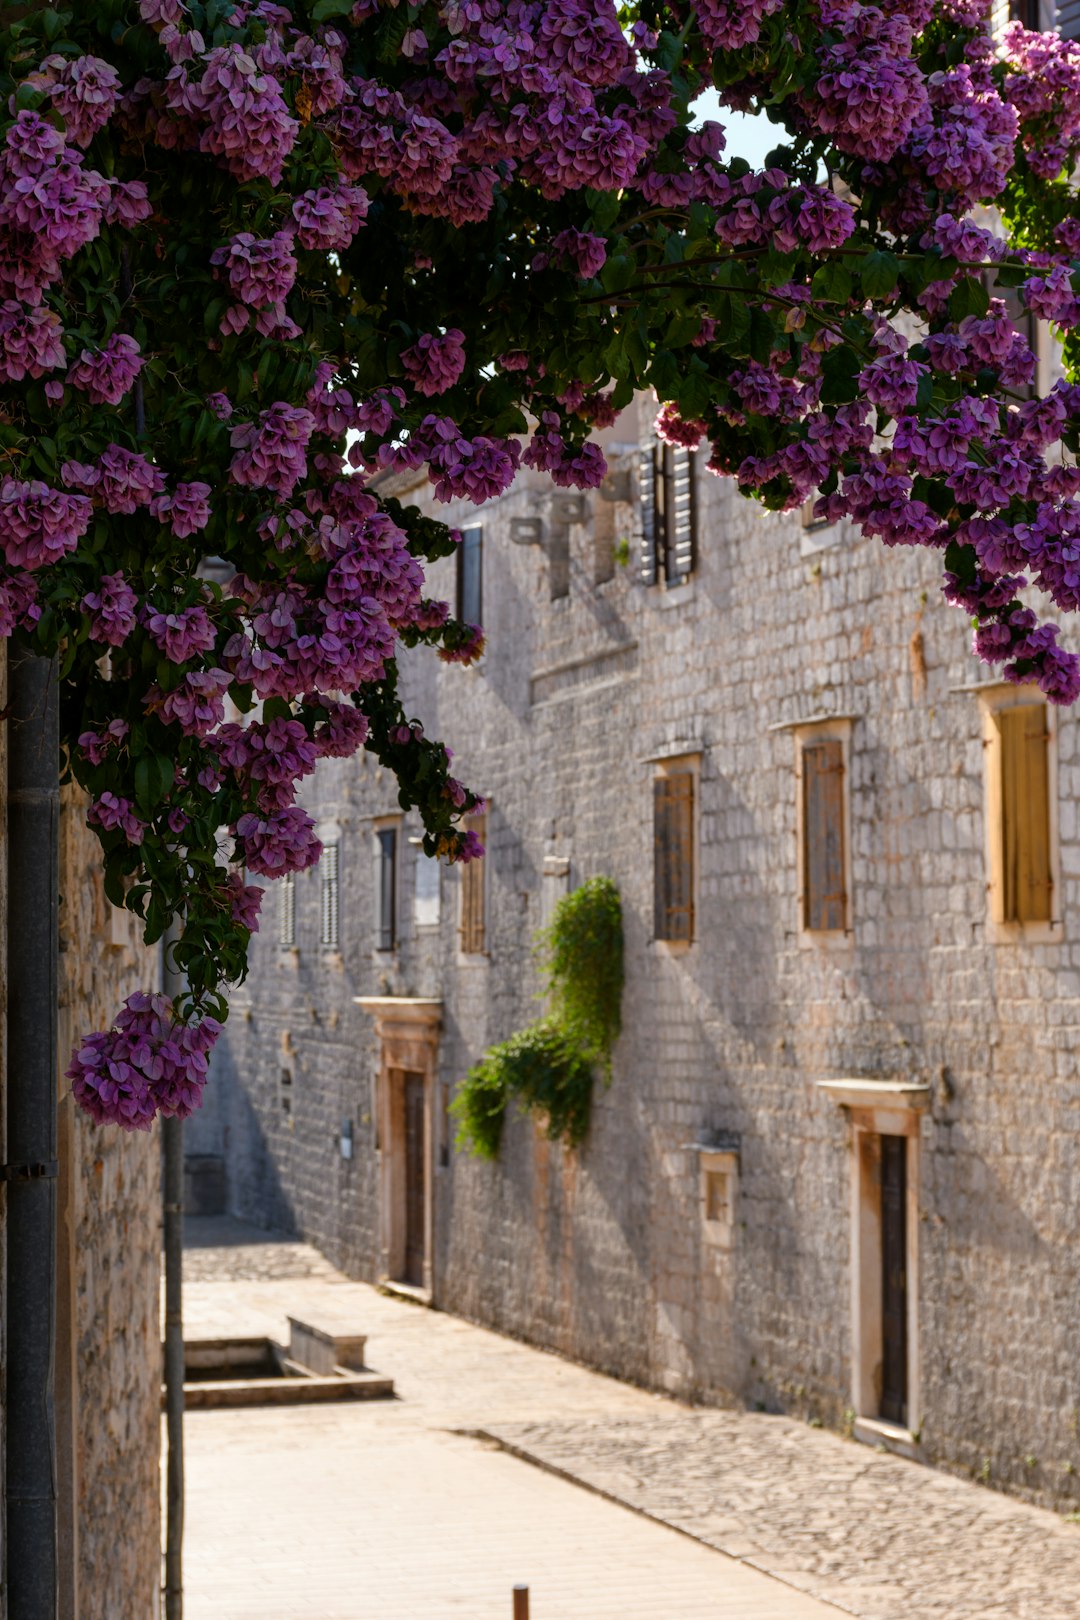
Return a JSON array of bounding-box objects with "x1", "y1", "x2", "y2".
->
[{"x1": 690, "y1": 87, "x2": 780, "y2": 169}]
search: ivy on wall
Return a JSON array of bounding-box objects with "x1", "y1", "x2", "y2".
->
[{"x1": 452, "y1": 876, "x2": 624, "y2": 1160}]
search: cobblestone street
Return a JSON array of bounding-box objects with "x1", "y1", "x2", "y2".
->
[{"x1": 180, "y1": 1219, "x2": 1080, "y2": 1619}]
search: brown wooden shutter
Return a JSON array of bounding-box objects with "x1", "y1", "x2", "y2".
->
[
  {"x1": 999, "y1": 705, "x2": 1052, "y2": 924},
  {"x1": 654, "y1": 774, "x2": 694, "y2": 942},
  {"x1": 802, "y1": 739, "x2": 847, "y2": 931},
  {"x1": 639, "y1": 446, "x2": 658, "y2": 586},
  {"x1": 459, "y1": 811, "x2": 486, "y2": 952}
]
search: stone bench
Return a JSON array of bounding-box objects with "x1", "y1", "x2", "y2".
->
[{"x1": 288, "y1": 1316, "x2": 368, "y2": 1376}]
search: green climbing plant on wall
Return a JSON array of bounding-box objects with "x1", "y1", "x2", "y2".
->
[{"x1": 452, "y1": 876, "x2": 624, "y2": 1159}]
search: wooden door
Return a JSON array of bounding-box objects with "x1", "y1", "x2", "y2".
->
[
  {"x1": 880, "y1": 1135, "x2": 908, "y2": 1426},
  {"x1": 403, "y1": 1073, "x2": 426, "y2": 1286}
]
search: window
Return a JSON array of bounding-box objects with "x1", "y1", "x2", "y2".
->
[
  {"x1": 982, "y1": 690, "x2": 1058, "y2": 935},
  {"x1": 1011, "y1": 0, "x2": 1040, "y2": 23},
  {"x1": 320, "y1": 843, "x2": 340, "y2": 949},
  {"x1": 653, "y1": 761, "x2": 697, "y2": 943},
  {"x1": 459, "y1": 810, "x2": 487, "y2": 954},
  {"x1": 376, "y1": 827, "x2": 397, "y2": 951},
  {"x1": 1059, "y1": 0, "x2": 1080, "y2": 42},
  {"x1": 791, "y1": 718, "x2": 853, "y2": 939},
  {"x1": 801, "y1": 738, "x2": 847, "y2": 932},
  {"x1": 457, "y1": 526, "x2": 482, "y2": 625},
  {"x1": 279, "y1": 871, "x2": 296, "y2": 949},
  {"x1": 640, "y1": 443, "x2": 696, "y2": 587},
  {"x1": 413, "y1": 846, "x2": 441, "y2": 928}
]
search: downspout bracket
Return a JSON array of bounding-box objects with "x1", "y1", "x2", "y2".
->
[{"x1": 0, "y1": 1160, "x2": 59, "y2": 1182}]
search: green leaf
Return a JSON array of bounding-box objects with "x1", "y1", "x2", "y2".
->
[
  {"x1": 810, "y1": 261, "x2": 853, "y2": 304},
  {"x1": 859, "y1": 250, "x2": 901, "y2": 300},
  {"x1": 948, "y1": 276, "x2": 990, "y2": 322},
  {"x1": 311, "y1": 0, "x2": 353, "y2": 16},
  {"x1": 819, "y1": 344, "x2": 860, "y2": 405},
  {"x1": 760, "y1": 248, "x2": 799, "y2": 288}
]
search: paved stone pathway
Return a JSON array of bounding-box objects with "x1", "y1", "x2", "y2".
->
[
  {"x1": 179, "y1": 1219, "x2": 1080, "y2": 1619},
  {"x1": 480, "y1": 1415, "x2": 1080, "y2": 1620}
]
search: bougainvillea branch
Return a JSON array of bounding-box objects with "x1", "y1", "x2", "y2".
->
[{"x1": 3, "y1": 0, "x2": 1080, "y2": 1126}]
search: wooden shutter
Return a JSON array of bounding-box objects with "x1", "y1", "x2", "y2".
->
[
  {"x1": 377, "y1": 828, "x2": 397, "y2": 950},
  {"x1": 639, "y1": 446, "x2": 659, "y2": 586},
  {"x1": 320, "y1": 843, "x2": 339, "y2": 948},
  {"x1": 457, "y1": 527, "x2": 482, "y2": 624},
  {"x1": 1057, "y1": 0, "x2": 1080, "y2": 37},
  {"x1": 654, "y1": 774, "x2": 694, "y2": 942},
  {"x1": 998, "y1": 704, "x2": 1052, "y2": 924},
  {"x1": 279, "y1": 870, "x2": 296, "y2": 949},
  {"x1": 802, "y1": 739, "x2": 847, "y2": 932},
  {"x1": 665, "y1": 447, "x2": 697, "y2": 585},
  {"x1": 459, "y1": 811, "x2": 486, "y2": 953}
]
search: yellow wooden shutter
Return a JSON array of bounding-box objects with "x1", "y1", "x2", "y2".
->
[
  {"x1": 999, "y1": 705, "x2": 1052, "y2": 924},
  {"x1": 459, "y1": 811, "x2": 486, "y2": 952},
  {"x1": 802, "y1": 739, "x2": 847, "y2": 931}
]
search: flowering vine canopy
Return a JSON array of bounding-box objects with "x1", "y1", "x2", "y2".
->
[{"x1": 3, "y1": 0, "x2": 1080, "y2": 1127}]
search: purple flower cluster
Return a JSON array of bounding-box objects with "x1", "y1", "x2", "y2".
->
[
  {"x1": 217, "y1": 715, "x2": 319, "y2": 810},
  {"x1": 31, "y1": 53, "x2": 121, "y2": 148},
  {"x1": 291, "y1": 184, "x2": 369, "y2": 251},
  {"x1": 88, "y1": 791, "x2": 146, "y2": 844},
  {"x1": 67, "y1": 331, "x2": 144, "y2": 406},
  {"x1": 0, "y1": 301, "x2": 64, "y2": 381},
  {"x1": 233, "y1": 805, "x2": 322, "y2": 877},
  {"x1": 225, "y1": 872, "x2": 263, "y2": 933},
  {"x1": 67, "y1": 992, "x2": 222, "y2": 1131},
  {"x1": 211, "y1": 230, "x2": 296, "y2": 311},
  {"x1": 146, "y1": 604, "x2": 216, "y2": 664},
  {"x1": 165, "y1": 45, "x2": 299, "y2": 186},
  {"x1": 401, "y1": 330, "x2": 467, "y2": 397},
  {"x1": 0, "y1": 478, "x2": 92, "y2": 568},
  {"x1": 809, "y1": 8, "x2": 928, "y2": 162},
  {"x1": 83, "y1": 571, "x2": 138, "y2": 646},
  {"x1": 230, "y1": 403, "x2": 315, "y2": 497},
  {"x1": 150, "y1": 481, "x2": 212, "y2": 538}
]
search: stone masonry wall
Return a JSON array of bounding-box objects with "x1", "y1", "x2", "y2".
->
[
  {"x1": 209, "y1": 394, "x2": 1080, "y2": 1512},
  {"x1": 58, "y1": 787, "x2": 160, "y2": 1620}
]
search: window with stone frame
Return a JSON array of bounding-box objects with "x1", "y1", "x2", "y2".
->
[
  {"x1": 653, "y1": 765, "x2": 696, "y2": 943},
  {"x1": 456, "y1": 525, "x2": 482, "y2": 625},
  {"x1": 799, "y1": 734, "x2": 849, "y2": 934},
  {"x1": 376, "y1": 825, "x2": 398, "y2": 951},
  {"x1": 984, "y1": 696, "x2": 1056, "y2": 930},
  {"x1": 640, "y1": 442, "x2": 696, "y2": 587},
  {"x1": 459, "y1": 810, "x2": 487, "y2": 954}
]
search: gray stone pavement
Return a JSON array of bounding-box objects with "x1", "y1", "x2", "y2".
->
[{"x1": 179, "y1": 1219, "x2": 1080, "y2": 1619}]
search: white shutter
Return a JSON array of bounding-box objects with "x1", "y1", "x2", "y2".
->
[
  {"x1": 320, "y1": 844, "x2": 339, "y2": 949},
  {"x1": 279, "y1": 871, "x2": 296, "y2": 949}
]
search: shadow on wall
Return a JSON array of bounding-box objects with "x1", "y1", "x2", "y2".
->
[{"x1": 204, "y1": 1031, "x2": 301, "y2": 1238}]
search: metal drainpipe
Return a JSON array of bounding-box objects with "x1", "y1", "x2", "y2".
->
[
  {"x1": 162, "y1": 929, "x2": 184, "y2": 1620},
  {"x1": 5, "y1": 650, "x2": 60, "y2": 1620}
]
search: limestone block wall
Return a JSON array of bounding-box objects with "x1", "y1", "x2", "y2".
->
[
  {"x1": 209, "y1": 396, "x2": 1080, "y2": 1512},
  {"x1": 58, "y1": 788, "x2": 160, "y2": 1620}
]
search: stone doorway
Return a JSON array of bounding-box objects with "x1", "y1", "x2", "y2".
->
[{"x1": 355, "y1": 998, "x2": 442, "y2": 1298}]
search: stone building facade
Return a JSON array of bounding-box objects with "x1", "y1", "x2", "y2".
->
[
  {"x1": 0, "y1": 653, "x2": 161, "y2": 1620},
  {"x1": 202, "y1": 392, "x2": 1080, "y2": 1511}
]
